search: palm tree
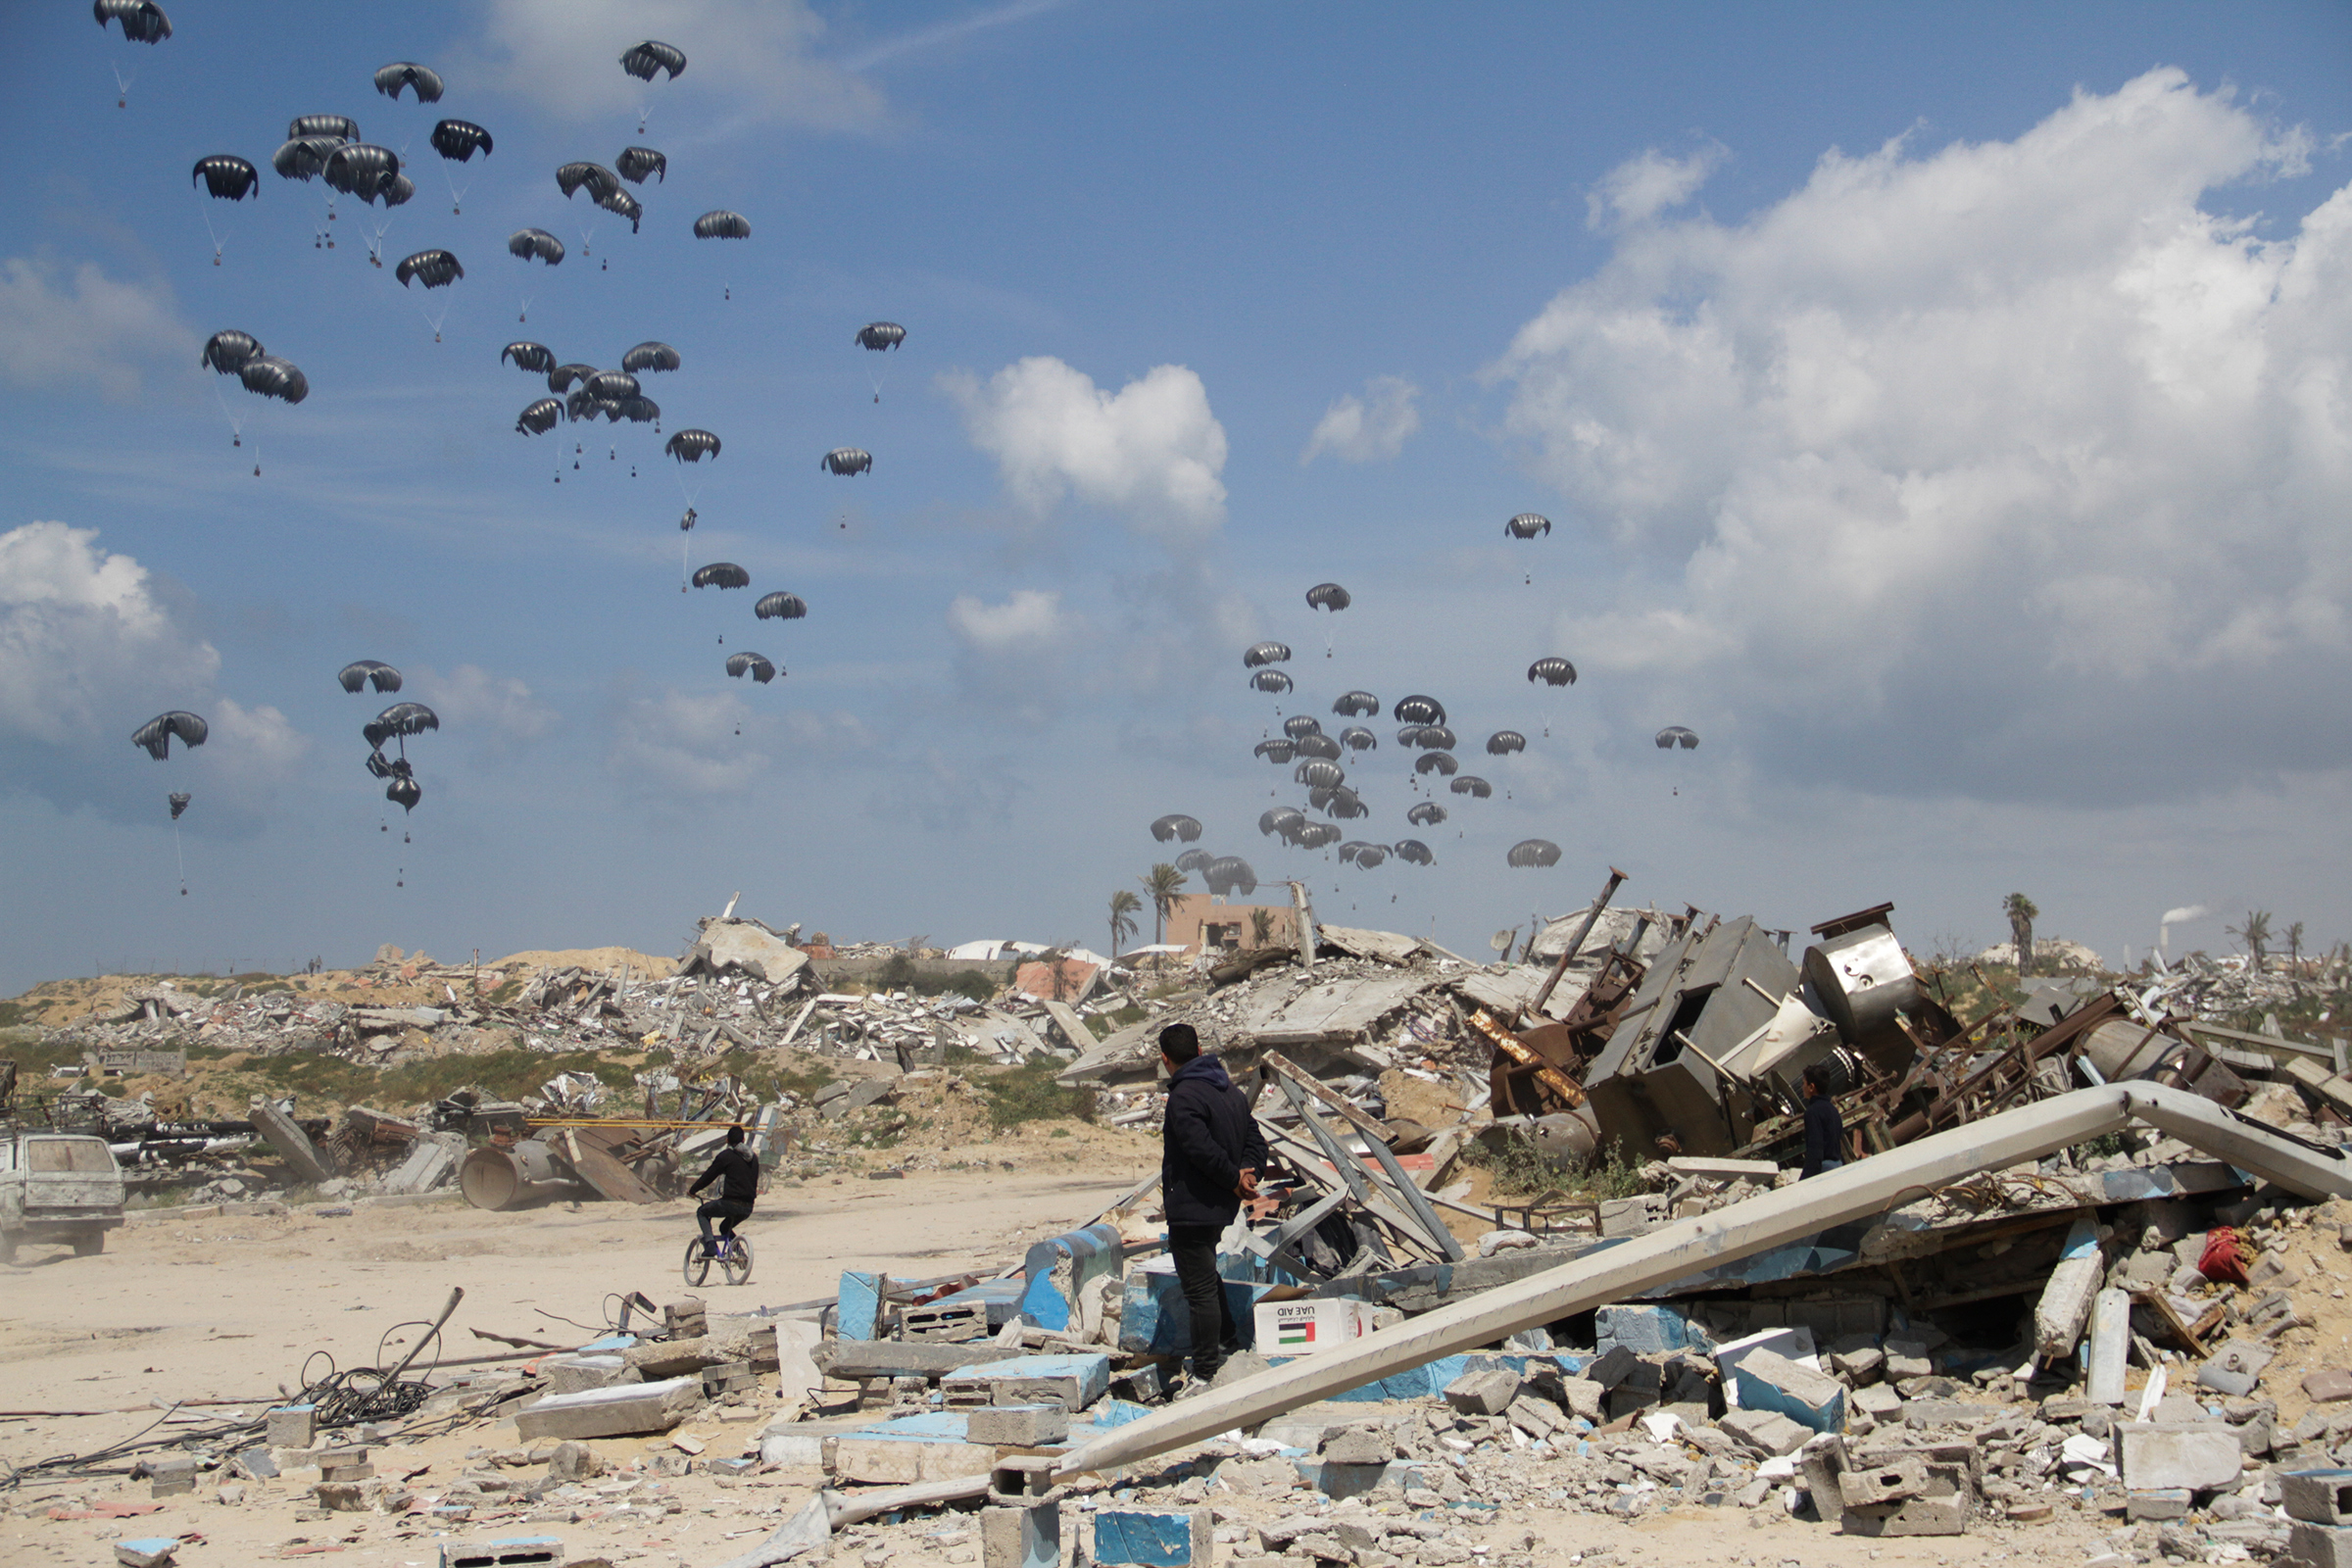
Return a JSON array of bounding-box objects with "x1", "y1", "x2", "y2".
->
[
  {"x1": 2002, "y1": 893, "x2": 2038, "y2": 978},
  {"x1": 2230, "y1": 909, "x2": 2273, "y2": 970},
  {"x1": 1140, "y1": 863, "x2": 1187, "y2": 946},
  {"x1": 1250, "y1": 906, "x2": 1275, "y2": 949},
  {"x1": 1108, "y1": 889, "x2": 1141, "y2": 959}
]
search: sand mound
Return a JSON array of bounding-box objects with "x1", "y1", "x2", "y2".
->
[{"x1": 487, "y1": 946, "x2": 679, "y2": 977}]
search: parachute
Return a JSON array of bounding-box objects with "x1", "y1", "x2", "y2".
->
[
  {"x1": 756, "y1": 592, "x2": 808, "y2": 621},
  {"x1": 288, "y1": 114, "x2": 361, "y2": 142},
  {"x1": 1259, "y1": 807, "x2": 1306, "y2": 842},
  {"x1": 1343, "y1": 843, "x2": 1388, "y2": 869},
  {"x1": 548, "y1": 362, "x2": 598, "y2": 393},
  {"x1": 201, "y1": 329, "x2": 264, "y2": 374},
  {"x1": 1304, "y1": 582, "x2": 1350, "y2": 612},
  {"x1": 725, "y1": 652, "x2": 777, "y2": 684},
  {"x1": 1281, "y1": 714, "x2": 1322, "y2": 739},
  {"x1": 1293, "y1": 734, "x2": 1341, "y2": 760},
  {"x1": 1506, "y1": 839, "x2": 1561, "y2": 868},
  {"x1": 1396, "y1": 724, "x2": 1423, "y2": 749},
  {"x1": 820, "y1": 447, "x2": 872, "y2": 475},
  {"x1": 617, "y1": 146, "x2": 667, "y2": 184},
  {"x1": 1406, "y1": 802, "x2": 1447, "y2": 826},
  {"x1": 271, "y1": 137, "x2": 341, "y2": 181},
  {"x1": 1393, "y1": 839, "x2": 1434, "y2": 865},
  {"x1": 515, "y1": 398, "x2": 564, "y2": 434},
  {"x1": 508, "y1": 228, "x2": 564, "y2": 265},
  {"x1": 1294, "y1": 760, "x2": 1345, "y2": 790},
  {"x1": 1315, "y1": 786, "x2": 1367, "y2": 819},
  {"x1": 1487, "y1": 730, "x2": 1526, "y2": 756},
  {"x1": 1202, "y1": 857, "x2": 1257, "y2": 897},
  {"x1": 1243, "y1": 641, "x2": 1291, "y2": 668},
  {"x1": 378, "y1": 173, "x2": 415, "y2": 208},
  {"x1": 337, "y1": 660, "x2": 403, "y2": 694},
  {"x1": 597, "y1": 186, "x2": 643, "y2": 231},
  {"x1": 430, "y1": 120, "x2": 493, "y2": 162},
  {"x1": 1298, "y1": 822, "x2": 1342, "y2": 850},
  {"x1": 693, "y1": 210, "x2": 752, "y2": 239},
  {"x1": 502, "y1": 342, "x2": 555, "y2": 371},
  {"x1": 667, "y1": 429, "x2": 721, "y2": 463},
  {"x1": 857, "y1": 322, "x2": 906, "y2": 351},
  {"x1": 1392, "y1": 694, "x2": 1446, "y2": 725},
  {"x1": 619, "y1": 40, "x2": 687, "y2": 80},
  {"x1": 1174, "y1": 848, "x2": 1212, "y2": 874},
  {"x1": 323, "y1": 143, "x2": 402, "y2": 203},
  {"x1": 691, "y1": 563, "x2": 750, "y2": 590},
  {"x1": 557, "y1": 162, "x2": 620, "y2": 200},
  {"x1": 1332, "y1": 691, "x2": 1379, "y2": 717},
  {"x1": 368, "y1": 702, "x2": 439, "y2": 741},
  {"x1": 395, "y1": 249, "x2": 463, "y2": 288},
  {"x1": 169, "y1": 792, "x2": 191, "y2": 821},
  {"x1": 1528, "y1": 657, "x2": 1577, "y2": 687},
  {"x1": 372, "y1": 62, "x2": 444, "y2": 103},
  {"x1": 237, "y1": 356, "x2": 308, "y2": 404},
  {"x1": 1414, "y1": 752, "x2": 1458, "y2": 777},
  {"x1": 566, "y1": 388, "x2": 616, "y2": 422},
  {"x1": 615, "y1": 397, "x2": 660, "y2": 424},
  {"x1": 387, "y1": 775, "x2": 422, "y2": 813},
  {"x1": 192, "y1": 155, "x2": 258, "y2": 200},
  {"x1": 1410, "y1": 724, "x2": 1457, "y2": 751},
  {"x1": 1339, "y1": 726, "x2": 1376, "y2": 754},
  {"x1": 1250, "y1": 669, "x2": 1293, "y2": 695},
  {"x1": 1449, "y1": 775, "x2": 1492, "y2": 799},
  {"x1": 583, "y1": 369, "x2": 640, "y2": 402},
  {"x1": 1251, "y1": 739, "x2": 1295, "y2": 764},
  {"x1": 1505, "y1": 513, "x2": 1551, "y2": 539},
  {"x1": 621, "y1": 341, "x2": 680, "y2": 373},
  {"x1": 1151, "y1": 813, "x2": 1203, "y2": 844},
  {"x1": 95, "y1": 0, "x2": 172, "y2": 42},
  {"x1": 132, "y1": 710, "x2": 207, "y2": 760},
  {"x1": 1654, "y1": 726, "x2": 1699, "y2": 750}
]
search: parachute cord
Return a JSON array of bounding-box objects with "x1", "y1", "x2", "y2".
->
[
  {"x1": 442, "y1": 168, "x2": 469, "y2": 216},
  {"x1": 172, "y1": 818, "x2": 185, "y2": 893},
  {"x1": 207, "y1": 380, "x2": 245, "y2": 448},
  {"x1": 113, "y1": 65, "x2": 134, "y2": 106},
  {"x1": 196, "y1": 197, "x2": 225, "y2": 266}
]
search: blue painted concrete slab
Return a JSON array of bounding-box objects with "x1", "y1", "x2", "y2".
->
[
  {"x1": 1020, "y1": 1221, "x2": 1125, "y2": 1332},
  {"x1": 1092, "y1": 1509, "x2": 1205, "y2": 1567},
  {"x1": 1118, "y1": 1268, "x2": 1271, "y2": 1354},
  {"x1": 838, "y1": 1271, "x2": 887, "y2": 1342}
]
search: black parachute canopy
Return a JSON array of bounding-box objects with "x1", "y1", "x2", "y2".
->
[
  {"x1": 725, "y1": 652, "x2": 777, "y2": 684},
  {"x1": 508, "y1": 228, "x2": 564, "y2": 266},
  {"x1": 288, "y1": 114, "x2": 360, "y2": 141},
  {"x1": 621, "y1": 341, "x2": 680, "y2": 373},
  {"x1": 755, "y1": 592, "x2": 807, "y2": 621},
  {"x1": 857, "y1": 322, "x2": 906, "y2": 351},
  {"x1": 201, "y1": 329, "x2": 264, "y2": 374},
  {"x1": 1151, "y1": 813, "x2": 1202, "y2": 844},
  {"x1": 337, "y1": 660, "x2": 403, "y2": 694},
  {"x1": 692, "y1": 563, "x2": 750, "y2": 590},
  {"x1": 502, "y1": 341, "x2": 555, "y2": 373},
  {"x1": 515, "y1": 398, "x2": 564, "y2": 435},
  {"x1": 373, "y1": 62, "x2": 444, "y2": 102},
  {"x1": 132, "y1": 710, "x2": 207, "y2": 760},
  {"x1": 430, "y1": 120, "x2": 492, "y2": 162},
  {"x1": 820, "y1": 447, "x2": 871, "y2": 475},
  {"x1": 693, "y1": 210, "x2": 751, "y2": 239},
  {"x1": 667, "y1": 429, "x2": 720, "y2": 463},
  {"x1": 616, "y1": 146, "x2": 667, "y2": 184},
  {"x1": 557, "y1": 162, "x2": 619, "y2": 201},
  {"x1": 237, "y1": 356, "x2": 308, "y2": 404},
  {"x1": 619, "y1": 39, "x2": 687, "y2": 80},
  {"x1": 192, "y1": 155, "x2": 258, "y2": 200},
  {"x1": 95, "y1": 0, "x2": 172, "y2": 43},
  {"x1": 395, "y1": 249, "x2": 463, "y2": 288}
]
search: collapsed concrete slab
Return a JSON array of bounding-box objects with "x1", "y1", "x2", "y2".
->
[
  {"x1": 684, "y1": 917, "x2": 813, "y2": 986},
  {"x1": 514, "y1": 1375, "x2": 700, "y2": 1442}
]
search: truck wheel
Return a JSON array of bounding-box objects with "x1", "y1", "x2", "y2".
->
[{"x1": 74, "y1": 1233, "x2": 104, "y2": 1256}]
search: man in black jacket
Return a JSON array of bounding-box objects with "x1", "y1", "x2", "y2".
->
[
  {"x1": 1159, "y1": 1022, "x2": 1267, "y2": 1386},
  {"x1": 688, "y1": 1125, "x2": 760, "y2": 1256},
  {"x1": 1800, "y1": 1066, "x2": 1846, "y2": 1180}
]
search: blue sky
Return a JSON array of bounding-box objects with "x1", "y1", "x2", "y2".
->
[{"x1": 5, "y1": 2, "x2": 2350, "y2": 989}]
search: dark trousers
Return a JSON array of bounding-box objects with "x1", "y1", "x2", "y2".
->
[
  {"x1": 1169, "y1": 1222, "x2": 1237, "y2": 1378},
  {"x1": 697, "y1": 1198, "x2": 753, "y2": 1240}
]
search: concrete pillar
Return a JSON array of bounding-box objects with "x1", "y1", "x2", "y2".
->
[{"x1": 2086, "y1": 1287, "x2": 2132, "y2": 1405}]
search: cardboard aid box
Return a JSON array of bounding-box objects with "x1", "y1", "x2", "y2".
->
[{"x1": 1255, "y1": 1298, "x2": 1376, "y2": 1352}]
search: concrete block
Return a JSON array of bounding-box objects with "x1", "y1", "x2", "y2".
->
[
  {"x1": 1839, "y1": 1454, "x2": 1928, "y2": 1507},
  {"x1": 316, "y1": 1482, "x2": 369, "y2": 1511},
  {"x1": 1852, "y1": 1384, "x2": 1905, "y2": 1419},
  {"x1": 1317, "y1": 1428, "x2": 1392, "y2": 1465},
  {"x1": 2282, "y1": 1469, "x2": 2352, "y2": 1526},
  {"x1": 2118, "y1": 1421, "x2": 2244, "y2": 1492},
  {"x1": 983, "y1": 1501, "x2": 1060, "y2": 1568},
  {"x1": 1726, "y1": 1348, "x2": 1845, "y2": 1434},
  {"x1": 2307, "y1": 1368, "x2": 2352, "y2": 1404},
  {"x1": 540, "y1": 1355, "x2": 638, "y2": 1397},
  {"x1": 545, "y1": 1442, "x2": 603, "y2": 1482},
  {"x1": 1831, "y1": 1346, "x2": 1886, "y2": 1384},
  {"x1": 1796, "y1": 1433, "x2": 1850, "y2": 1524},
  {"x1": 267, "y1": 1405, "x2": 317, "y2": 1447},
  {"x1": 249, "y1": 1095, "x2": 333, "y2": 1185},
  {"x1": 383, "y1": 1134, "x2": 462, "y2": 1196},
  {"x1": 2127, "y1": 1490, "x2": 2192, "y2": 1522},
  {"x1": 1289, "y1": 1457, "x2": 1420, "y2": 1499},
  {"x1": 2033, "y1": 1216, "x2": 2105, "y2": 1361},
  {"x1": 1594, "y1": 1302, "x2": 1708, "y2": 1354},
  {"x1": 438, "y1": 1538, "x2": 564, "y2": 1568},
  {"x1": 827, "y1": 1433, "x2": 999, "y2": 1484},
  {"x1": 967, "y1": 1403, "x2": 1070, "y2": 1446},
  {"x1": 2289, "y1": 1522, "x2": 2352, "y2": 1568},
  {"x1": 1558, "y1": 1377, "x2": 1605, "y2": 1422},
  {"x1": 1840, "y1": 1494, "x2": 1967, "y2": 1537},
  {"x1": 1719, "y1": 1407, "x2": 1811, "y2": 1457},
  {"x1": 993, "y1": 1454, "x2": 1058, "y2": 1498},
  {"x1": 1441, "y1": 1369, "x2": 1521, "y2": 1416},
  {"x1": 115, "y1": 1541, "x2": 180, "y2": 1568},
  {"x1": 1091, "y1": 1508, "x2": 1210, "y2": 1567},
  {"x1": 943, "y1": 1352, "x2": 1111, "y2": 1413},
  {"x1": 2087, "y1": 1288, "x2": 2132, "y2": 1406},
  {"x1": 514, "y1": 1376, "x2": 701, "y2": 1443},
  {"x1": 1903, "y1": 1398, "x2": 1990, "y2": 1430},
  {"x1": 1715, "y1": 1325, "x2": 1819, "y2": 1388},
  {"x1": 1882, "y1": 1338, "x2": 1933, "y2": 1380}
]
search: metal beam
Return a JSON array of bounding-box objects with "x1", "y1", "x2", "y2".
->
[{"x1": 1053, "y1": 1083, "x2": 2352, "y2": 1478}]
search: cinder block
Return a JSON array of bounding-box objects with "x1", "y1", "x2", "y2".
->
[
  {"x1": 1831, "y1": 1346, "x2": 1886, "y2": 1384},
  {"x1": 827, "y1": 1434, "x2": 998, "y2": 1485},
  {"x1": 1091, "y1": 1508, "x2": 1210, "y2": 1567},
  {"x1": 1838, "y1": 1454, "x2": 1927, "y2": 1507},
  {"x1": 1726, "y1": 1348, "x2": 1845, "y2": 1434},
  {"x1": 943, "y1": 1353, "x2": 1111, "y2": 1414},
  {"x1": 993, "y1": 1455, "x2": 1057, "y2": 1499},
  {"x1": 1839, "y1": 1494, "x2": 1967, "y2": 1537},
  {"x1": 267, "y1": 1405, "x2": 317, "y2": 1447},
  {"x1": 1719, "y1": 1407, "x2": 1810, "y2": 1457},
  {"x1": 1797, "y1": 1433, "x2": 1850, "y2": 1524},
  {"x1": 2289, "y1": 1522, "x2": 2352, "y2": 1568},
  {"x1": 983, "y1": 1501, "x2": 1060, "y2": 1568},
  {"x1": 514, "y1": 1376, "x2": 701, "y2": 1443},
  {"x1": 438, "y1": 1538, "x2": 564, "y2": 1568},
  {"x1": 2283, "y1": 1468, "x2": 2352, "y2": 1526},
  {"x1": 1852, "y1": 1384, "x2": 1905, "y2": 1419},
  {"x1": 2127, "y1": 1490, "x2": 2192, "y2": 1522},
  {"x1": 967, "y1": 1403, "x2": 1070, "y2": 1446},
  {"x1": 1317, "y1": 1428, "x2": 1391, "y2": 1465},
  {"x1": 1442, "y1": 1369, "x2": 1521, "y2": 1416},
  {"x1": 1594, "y1": 1302, "x2": 1707, "y2": 1354},
  {"x1": 1882, "y1": 1338, "x2": 1933, "y2": 1380},
  {"x1": 2118, "y1": 1421, "x2": 2244, "y2": 1492}
]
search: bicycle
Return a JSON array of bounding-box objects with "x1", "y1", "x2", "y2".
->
[{"x1": 682, "y1": 1229, "x2": 755, "y2": 1288}]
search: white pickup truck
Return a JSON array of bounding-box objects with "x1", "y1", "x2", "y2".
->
[{"x1": 0, "y1": 1129, "x2": 126, "y2": 1262}]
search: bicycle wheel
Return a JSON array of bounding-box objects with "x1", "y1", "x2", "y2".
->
[
  {"x1": 682, "y1": 1237, "x2": 713, "y2": 1289},
  {"x1": 723, "y1": 1236, "x2": 754, "y2": 1287}
]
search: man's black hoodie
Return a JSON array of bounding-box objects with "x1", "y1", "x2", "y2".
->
[{"x1": 1161, "y1": 1054, "x2": 1267, "y2": 1228}]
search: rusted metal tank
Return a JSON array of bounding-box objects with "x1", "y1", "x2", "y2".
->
[{"x1": 459, "y1": 1139, "x2": 575, "y2": 1210}]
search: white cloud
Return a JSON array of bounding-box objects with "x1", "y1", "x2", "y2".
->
[
  {"x1": 200, "y1": 699, "x2": 310, "y2": 798},
  {"x1": 407, "y1": 664, "x2": 560, "y2": 761},
  {"x1": 1586, "y1": 141, "x2": 1727, "y2": 229},
  {"x1": 945, "y1": 588, "x2": 1081, "y2": 724},
  {"x1": 1493, "y1": 69, "x2": 2352, "y2": 805},
  {"x1": 0, "y1": 256, "x2": 193, "y2": 402},
  {"x1": 942, "y1": 358, "x2": 1229, "y2": 541},
  {"x1": 1301, "y1": 375, "x2": 1421, "y2": 465},
  {"x1": 605, "y1": 687, "x2": 768, "y2": 798},
  {"x1": 946, "y1": 588, "x2": 1070, "y2": 654},
  {"x1": 471, "y1": 0, "x2": 883, "y2": 130}
]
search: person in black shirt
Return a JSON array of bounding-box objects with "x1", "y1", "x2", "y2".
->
[
  {"x1": 1800, "y1": 1065, "x2": 1846, "y2": 1179},
  {"x1": 688, "y1": 1125, "x2": 760, "y2": 1256},
  {"x1": 1158, "y1": 1022, "x2": 1267, "y2": 1387}
]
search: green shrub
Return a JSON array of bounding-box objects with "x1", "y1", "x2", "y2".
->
[{"x1": 979, "y1": 1058, "x2": 1095, "y2": 1129}]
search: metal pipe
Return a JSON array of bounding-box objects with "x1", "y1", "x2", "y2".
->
[
  {"x1": 1523, "y1": 866, "x2": 1627, "y2": 1025},
  {"x1": 1058, "y1": 1081, "x2": 2352, "y2": 1478}
]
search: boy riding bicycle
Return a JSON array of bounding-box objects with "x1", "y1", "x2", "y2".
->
[{"x1": 688, "y1": 1125, "x2": 759, "y2": 1257}]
